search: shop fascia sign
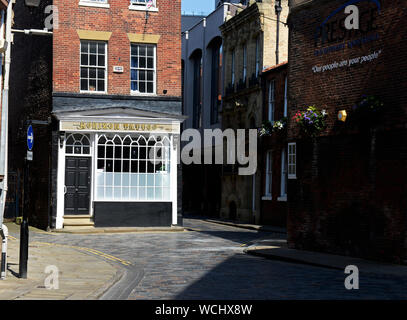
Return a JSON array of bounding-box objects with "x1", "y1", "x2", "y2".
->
[
  {"x1": 314, "y1": 0, "x2": 381, "y2": 56},
  {"x1": 60, "y1": 121, "x2": 180, "y2": 134}
]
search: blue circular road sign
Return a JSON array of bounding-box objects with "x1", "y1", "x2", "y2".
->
[{"x1": 27, "y1": 125, "x2": 34, "y2": 151}]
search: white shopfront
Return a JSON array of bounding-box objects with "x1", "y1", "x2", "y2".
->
[{"x1": 54, "y1": 109, "x2": 183, "y2": 229}]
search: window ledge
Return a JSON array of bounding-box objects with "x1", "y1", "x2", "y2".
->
[
  {"x1": 130, "y1": 91, "x2": 157, "y2": 97},
  {"x1": 277, "y1": 196, "x2": 287, "y2": 202},
  {"x1": 80, "y1": 90, "x2": 108, "y2": 95},
  {"x1": 262, "y1": 196, "x2": 272, "y2": 201},
  {"x1": 79, "y1": 1, "x2": 110, "y2": 8},
  {"x1": 129, "y1": 5, "x2": 158, "y2": 12},
  {"x1": 288, "y1": 176, "x2": 297, "y2": 180}
]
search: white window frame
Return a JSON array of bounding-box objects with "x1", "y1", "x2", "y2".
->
[
  {"x1": 79, "y1": 0, "x2": 110, "y2": 8},
  {"x1": 130, "y1": 43, "x2": 157, "y2": 95},
  {"x1": 278, "y1": 147, "x2": 288, "y2": 201},
  {"x1": 65, "y1": 133, "x2": 91, "y2": 156},
  {"x1": 263, "y1": 150, "x2": 272, "y2": 200},
  {"x1": 95, "y1": 134, "x2": 172, "y2": 202},
  {"x1": 129, "y1": 0, "x2": 158, "y2": 11},
  {"x1": 288, "y1": 143, "x2": 297, "y2": 180},
  {"x1": 268, "y1": 80, "x2": 275, "y2": 123},
  {"x1": 284, "y1": 76, "x2": 288, "y2": 117},
  {"x1": 80, "y1": 40, "x2": 108, "y2": 94}
]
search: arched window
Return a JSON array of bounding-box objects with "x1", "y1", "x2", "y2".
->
[
  {"x1": 95, "y1": 134, "x2": 171, "y2": 201},
  {"x1": 65, "y1": 134, "x2": 91, "y2": 155}
]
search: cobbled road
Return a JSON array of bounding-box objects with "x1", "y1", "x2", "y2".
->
[{"x1": 21, "y1": 218, "x2": 407, "y2": 300}]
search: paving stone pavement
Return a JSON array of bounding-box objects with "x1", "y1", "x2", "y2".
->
[
  {"x1": 0, "y1": 231, "x2": 123, "y2": 300},
  {"x1": 7, "y1": 218, "x2": 407, "y2": 300}
]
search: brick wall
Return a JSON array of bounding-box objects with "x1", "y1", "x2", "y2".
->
[
  {"x1": 261, "y1": 64, "x2": 288, "y2": 226},
  {"x1": 287, "y1": 0, "x2": 407, "y2": 262},
  {"x1": 53, "y1": 0, "x2": 181, "y2": 97}
]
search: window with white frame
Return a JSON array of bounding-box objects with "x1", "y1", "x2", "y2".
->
[
  {"x1": 80, "y1": 0, "x2": 109, "y2": 6},
  {"x1": 288, "y1": 143, "x2": 297, "y2": 179},
  {"x1": 95, "y1": 134, "x2": 171, "y2": 201},
  {"x1": 284, "y1": 76, "x2": 288, "y2": 117},
  {"x1": 130, "y1": 0, "x2": 156, "y2": 8},
  {"x1": 268, "y1": 80, "x2": 275, "y2": 123},
  {"x1": 265, "y1": 150, "x2": 272, "y2": 197},
  {"x1": 280, "y1": 147, "x2": 288, "y2": 199},
  {"x1": 131, "y1": 44, "x2": 156, "y2": 94},
  {"x1": 80, "y1": 41, "x2": 107, "y2": 92},
  {"x1": 242, "y1": 44, "x2": 247, "y2": 81},
  {"x1": 65, "y1": 134, "x2": 91, "y2": 155}
]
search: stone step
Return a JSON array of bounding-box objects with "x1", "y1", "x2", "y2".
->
[
  {"x1": 62, "y1": 226, "x2": 96, "y2": 231},
  {"x1": 64, "y1": 220, "x2": 94, "y2": 227},
  {"x1": 64, "y1": 215, "x2": 92, "y2": 220}
]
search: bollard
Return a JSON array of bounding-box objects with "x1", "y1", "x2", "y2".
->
[{"x1": 1, "y1": 224, "x2": 8, "y2": 280}]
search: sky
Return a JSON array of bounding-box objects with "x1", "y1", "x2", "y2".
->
[{"x1": 181, "y1": 0, "x2": 214, "y2": 15}]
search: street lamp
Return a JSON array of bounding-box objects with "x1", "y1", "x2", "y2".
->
[{"x1": 275, "y1": 0, "x2": 282, "y2": 65}]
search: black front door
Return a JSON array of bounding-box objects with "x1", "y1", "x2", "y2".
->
[{"x1": 64, "y1": 157, "x2": 91, "y2": 215}]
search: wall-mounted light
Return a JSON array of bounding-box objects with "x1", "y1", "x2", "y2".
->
[
  {"x1": 59, "y1": 131, "x2": 65, "y2": 149},
  {"x1": 338, "y1": 110, "x2": 347, "y2": 122}
]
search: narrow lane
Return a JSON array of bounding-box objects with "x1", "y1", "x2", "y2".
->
[{"x1": 13, "y1": 218, "x2": 407, "y2": 300}]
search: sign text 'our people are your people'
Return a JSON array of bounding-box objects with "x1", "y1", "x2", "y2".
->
[{"x1": 312, "y1": 49, "x2": 382, "y2": 74}]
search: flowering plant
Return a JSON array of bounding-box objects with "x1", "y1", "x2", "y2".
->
[
  {"x1": 292, "y1": 106, "x2": 328, "y2": 137},
  {"x1": 259, "y1": 117, "x2": 287, "y2": 137},
  {"x1": 351, "y1": 95, "x2": 384, "y2": 125}
]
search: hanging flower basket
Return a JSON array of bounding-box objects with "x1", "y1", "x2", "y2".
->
[
  {"x1": 258, "y1": 117, "x2": 287, "y2": 137},
  {"x1": 351, "y1": 95, "x2": 384, "y2": 127},
  {"x1": 292, "y1": 106, "x2": 328, "y2": 138}
]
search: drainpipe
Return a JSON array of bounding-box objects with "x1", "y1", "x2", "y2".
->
[
  {"x1": 0, "y1": 1, "x2": 13, "y2": 280},
  {"x1": 275, "y1": 0, "x2": 282, "y2": 65}
]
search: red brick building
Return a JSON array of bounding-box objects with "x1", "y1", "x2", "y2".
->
[
  {"x1": 287, "y1": 0, "x2": 407, "y2": 262},
  {"x1": 49, "y1": 0, "x2": 184, "y2": 230},
  {"x1": 260, "y1": 62, "x2": 288, "y2": 227}
]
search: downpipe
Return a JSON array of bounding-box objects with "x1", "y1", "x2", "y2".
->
[{"x1": 0, "y1": 224, "x2": 8, "y2": 280}]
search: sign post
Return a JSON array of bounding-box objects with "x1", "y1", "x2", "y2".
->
[{"x1": 19, "y1": 124, "x2": 33, "y2": 278}]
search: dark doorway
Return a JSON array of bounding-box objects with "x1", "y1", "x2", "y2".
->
[{"x1": 64, "y1": 157, "x2": 91, "y2": 215}]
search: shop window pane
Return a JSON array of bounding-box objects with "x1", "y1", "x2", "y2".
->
[
  {"x1": 122, "y1": 187, "x2": 130, "y2": 200},
  {"x1": 96, "y1": 187, "x2": 104, "y2": 199},
  {"x1": 155, "y1": 188, "x2": 162, "y2": 200},
  {"x1": 139, "y1": 173, "x2": 146, "y2": 187},
  {"x1": 147, "y1": 187, "x2": 154, "y2": 200},
  {"x1": 139, "y1": 187, "x2": 146, "y2": 200},
  {"x1": 114, "y1": 187, "x2": 121, "y2": 200},
  {"x1": 105, "y1": 187, "x2": 113, "y2": 200},
  {"x1": 122, "y1": 173, "x2": 130, "y2": 185},
  {"x1": 95, "y1": 134, "x2": 172, "y2": 202},
  {"x1": 106, "y1": 172, "x2": 113, "y2": 186},
  {"x1": 130, "y1": 187, "x2": 138, "y2": 200},
  {"x1": 97, "y1": 160, "x2": 105, "y2": 170}
]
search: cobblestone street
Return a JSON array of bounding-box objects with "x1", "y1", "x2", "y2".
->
[{"x1": 10, "y1": 218, "x2": 407, "y2": 300}]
